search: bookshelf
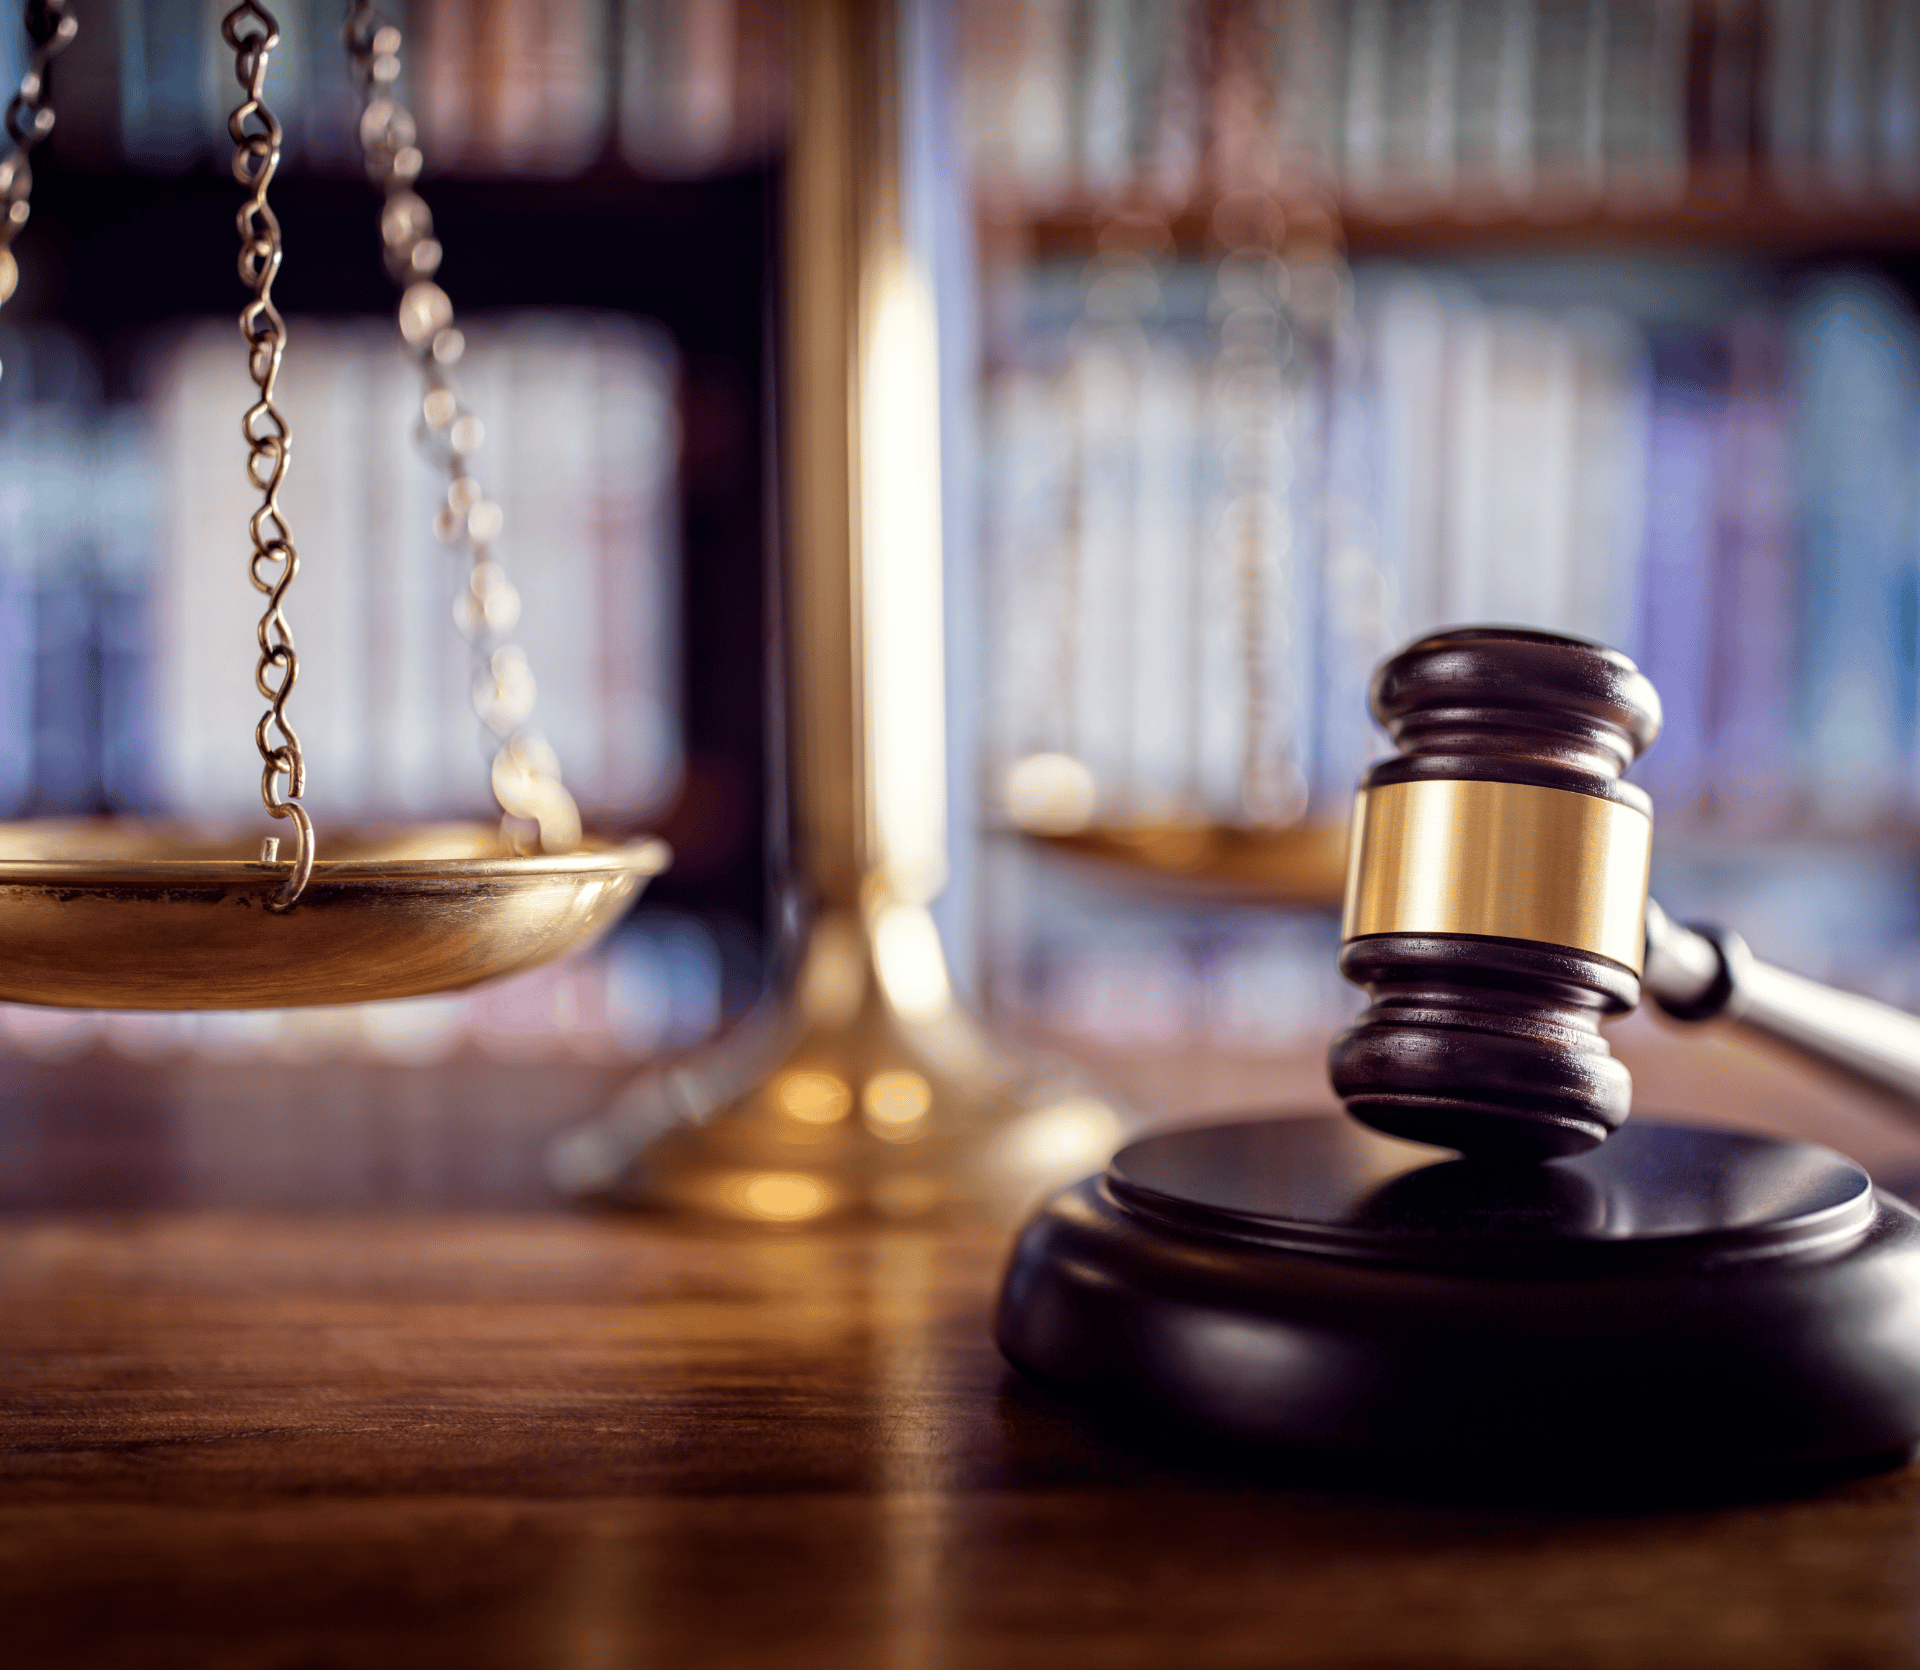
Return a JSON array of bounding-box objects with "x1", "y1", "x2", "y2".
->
[
  {"x1": 991, "y1": 182, "x2": 1920, "y2": 264},
  {"x1": 960, "y1": 0, "x2": 1920, "y2": 1058}
]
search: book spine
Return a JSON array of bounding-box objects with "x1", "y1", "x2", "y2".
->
[{"x1": 1791, "y1": 275, "x2": 1920, "y2": 825}]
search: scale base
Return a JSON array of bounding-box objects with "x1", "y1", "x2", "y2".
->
[
  {"x1": 549, "y1": 903, "x2": 1124, "y2": 1222},
  {"x1": 996, "y1": 1117, "x2": 1920, "y2": 1485}
]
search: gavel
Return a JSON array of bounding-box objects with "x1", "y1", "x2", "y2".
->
[
  {"x1": 996, "y1": 623, "x2": 1920, "y2": 1480},
  {"x1": 1331, "y1": 625, "x2": 1920, "y2": 1159}
]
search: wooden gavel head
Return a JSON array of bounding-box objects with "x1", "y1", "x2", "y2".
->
[{"x1": 1329, "y1": 627, "x2": 1663, "y2": 1161}]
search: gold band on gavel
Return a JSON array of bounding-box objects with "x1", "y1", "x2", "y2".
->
[{"x1": 1340, "y1": 779, "x2": 1653, "y2": 973}]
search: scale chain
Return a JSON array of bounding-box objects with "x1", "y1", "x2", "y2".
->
[
  {"x1": 0, "y1": 0, "x2": 77, "y2": 374},
  {"x1": 225, "y1": 1, "x2": 313, "y2": 909},
  {"x1": 342, "y1": 2, "x2": 582, "y2": 855}
]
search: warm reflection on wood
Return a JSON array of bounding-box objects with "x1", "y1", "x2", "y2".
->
[{"x1": 4, "y1": 1202, "x2": 1920, "y2": 1666}]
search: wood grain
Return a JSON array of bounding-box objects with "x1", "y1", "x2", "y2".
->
[{"x1": 4, "y1": 1044, "x2": 1920, "y2": 1667}]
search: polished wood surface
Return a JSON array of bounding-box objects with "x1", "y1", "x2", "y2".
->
[{"x1": 8, "y1": 1034, "x2": 1920, "y2": 1667}]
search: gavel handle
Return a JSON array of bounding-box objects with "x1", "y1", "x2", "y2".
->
[{"x1": 1643, "y1": 899, "x2": 1920, "y2": 1109}]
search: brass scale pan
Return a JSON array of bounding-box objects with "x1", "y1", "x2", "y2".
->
[{"x1": 0, "y1": 821, "x2": 668, "y2": 1011}]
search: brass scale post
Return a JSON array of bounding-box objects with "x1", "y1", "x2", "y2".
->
[{"x1": 550, "y1": 0, "x2": 1121, "y2": 1221}]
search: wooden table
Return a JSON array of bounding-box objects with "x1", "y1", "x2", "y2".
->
[{"x1": 6, "y1": 1028, "x2": 1920, "y2": 1668}]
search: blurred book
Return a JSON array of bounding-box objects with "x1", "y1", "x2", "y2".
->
[
  {"x1": 982, "y1": 252, "x2": 1342, "y2": 831},
  {"x1": 100, "y1": 0, "x2": 785, "y2": 178},
  {"x1": 1701, "y1": 311, "x2": 1796, "y2": 827},
  {"x1": 0, "y1": 325, "x2": 152, "y2": 815},
  {"x1": 1792, "y1": 272, "x2": 1920, "y2": 826},
  {"x1": 977, "y1": 249, "x2": 1920, "y2": 836},
  {"x1": 617, "y1": 0, "x2": 788, "y2": 175},
  {"x1": 963, "y1": 0, "x2": 1920, "y2": 218},
  {"x1": 146, "y1": 311, "x2": 682, "y2": 829},
  {"x1": 978, "y1": 255, "x2": 1690, "y2": 832},
  {"x1": 410, "y1": 0, "x2": 610, "y2": 177},
  {"x1": 0, "y1": 313, "x2": 683, "y2": 828},
  {"x1": 119, "y1": 0, "x2": 368, "y2": 173},
  {"x1": 1632, "y1": 332, "x2": 1718, "y2": 816}
]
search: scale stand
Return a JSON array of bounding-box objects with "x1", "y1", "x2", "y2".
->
[
  {"x1": 547, "y1": 894, "x2": 1115, "y2": 1221},
  {"x1": 997, "y1": 629, "x2": 1920, "y2": 1485},
  {"x1": 547, "y1": 0, "x2": 1121, "y2": 1222}
]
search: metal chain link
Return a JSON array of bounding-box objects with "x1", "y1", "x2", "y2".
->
[
  {"x1": 0, "y1": 0, "x2": 77, "y2": 375},
  {"x1": 224, "y1": 1, "x2": 313, "y2": 909},
  {"x1": 342, "y1": 3, "x2": 582, "y2": 855}
]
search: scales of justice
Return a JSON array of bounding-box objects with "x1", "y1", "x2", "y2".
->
[
  {"x1": 13, "y1": 1, "x2": 1920, "y2": 1480},
  {"x1": 0, "y1": 3, "x2": 666, "y2": 1011}
]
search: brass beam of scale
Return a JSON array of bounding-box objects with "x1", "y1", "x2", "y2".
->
[{"x1": 0, "y1": 1, "x2": 665, "y2": 1013}]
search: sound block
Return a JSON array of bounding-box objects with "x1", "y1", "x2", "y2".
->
[{"x1": 995, "y1": 1117, "x2": 1920, "y2": 1482}]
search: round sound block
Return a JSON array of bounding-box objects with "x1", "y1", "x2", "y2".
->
[{"x1": 995, "y1": 1117, "x2": 1920, "y2": 1479}]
